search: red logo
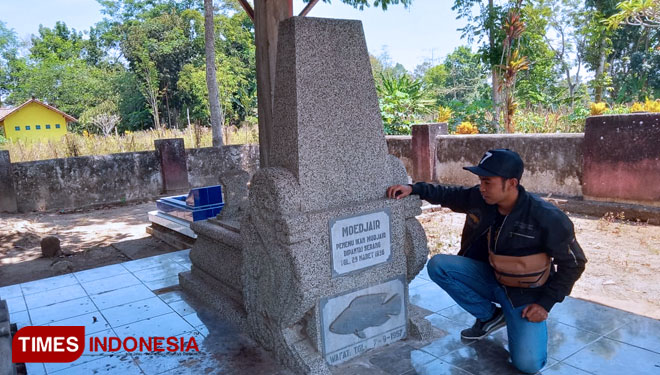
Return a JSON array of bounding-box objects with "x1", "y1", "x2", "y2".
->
[{"x1": 12, "y1": 326, "x2": 85, "y2": 363}]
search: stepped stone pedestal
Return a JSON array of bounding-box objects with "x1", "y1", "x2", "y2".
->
[{"x1": 181, "y1": 17, "x2": 429, "y2": 374}]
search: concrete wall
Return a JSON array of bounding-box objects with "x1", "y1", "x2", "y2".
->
[
  {"x1": 187, "y1": 145, "x2": 259, "y2": 188},
  {"x1": 385, "y1": 136, "x2": 413, "y2": 176},
  {"x1": 10, "y1": 144, "x2": 260, "y2": 213},
  {"x1": 386, "y1": 133, "x2": 584, "y2": 198},
  {"x1": 7, "y1": 114, "x2": 657, "y2": 212},
  {"x1": 583, "y1": 113, "x2": 660, "y2": 206},
  {"x1": 13, "y1": 151, "x2": 161, "y2": 212},
  {"x1": 435, "y1": 134, "x2": 584, "y2": 197}
]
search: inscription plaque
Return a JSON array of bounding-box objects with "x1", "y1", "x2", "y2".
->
[
  {"x1": 329, "y1": 208, "x2": 391, "y2": 276},
  {"x1": 320, "y1": 276, "x2": 407, "y2": 365}
]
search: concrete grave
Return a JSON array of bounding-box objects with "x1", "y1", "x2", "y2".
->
[{"x1": 181, "y1": 17, "x2": 429, "y2": 374}]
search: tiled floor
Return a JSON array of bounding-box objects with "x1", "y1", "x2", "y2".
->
[{"x1": 2, "y1": 249, "x2": 659, "y2": 375}]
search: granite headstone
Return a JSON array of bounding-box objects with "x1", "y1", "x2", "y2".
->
[{"x1": 240, "y1": 17, "x2": 429, "y2": 374}]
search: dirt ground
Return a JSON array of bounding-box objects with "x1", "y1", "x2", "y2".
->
[
  {"x1": 419, "y1": 208, "x2": 660, "y2": 320},
  {"x1": 0, "y1": 202, "x2": 186, "y2": 288},
  {"x1": 1, "y1": 203, "x2": 659, "y2": 320}
]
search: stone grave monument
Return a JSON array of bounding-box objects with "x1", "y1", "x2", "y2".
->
[{"x1": 180, "y1": 16, "x2": 429, "y2": 374}]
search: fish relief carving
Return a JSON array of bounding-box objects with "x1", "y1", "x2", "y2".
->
[{"x1": 329, "y1": 293, "x2": 401, "y2": 339}]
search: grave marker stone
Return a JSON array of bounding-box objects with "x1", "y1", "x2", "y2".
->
[
  {"x1": 181, "y1": 16, "x2": 431, "y2": 375},
  {"x1": 154, "y1": 138, "x2": 189, "y2": 193},
  {"x1": 239, "y1": 17, "x2": 430, "y2": 374}
]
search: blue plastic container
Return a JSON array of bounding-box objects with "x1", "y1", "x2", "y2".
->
[{"x1": 156, "y1": 185, "x2": 224, "y2": 222}]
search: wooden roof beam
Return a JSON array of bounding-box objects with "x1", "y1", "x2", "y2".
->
[
  {"x1": 299, "y1": 0, "x2": 320, "y2": 17},
  {"x1": 238, "y1": 0, "x2": 255, "y2": 21}
]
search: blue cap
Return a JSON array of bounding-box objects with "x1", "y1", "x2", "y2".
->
[{"x1": 463, "y1": 149, "x2": 524, "y2": 181}]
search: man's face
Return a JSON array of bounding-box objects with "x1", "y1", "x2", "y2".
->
[{"x1": 479, "y1": 176, "x2": 515, "y2": 205}]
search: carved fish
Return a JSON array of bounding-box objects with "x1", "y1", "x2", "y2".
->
[{"x1": 329, "y1": 293, "x2": 401, "y2": 339}]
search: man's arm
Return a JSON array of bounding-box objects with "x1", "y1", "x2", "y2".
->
[
  {"x1": 386, "y1": 183, "x2": 478, "y2": 213},
  {"x1": 410, "y1": 183, "x2": 479, "y2": 214},
  {"x1": 536, "y1": 212, "x2": 587, "y2": 313}
]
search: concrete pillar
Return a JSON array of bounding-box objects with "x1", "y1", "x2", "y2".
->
[
  {"x1": 154, "y1": 138, "x2": 189, "y2": 194},
  {"x1": 0, "y1": 150, "x2": 18, "y2": 213},
  {"x1": 583, "y1": 113, "x2": 660, "y2": 206},
  {"x1": 411, "y1": 123, "x2": 447, "y2": 182}
]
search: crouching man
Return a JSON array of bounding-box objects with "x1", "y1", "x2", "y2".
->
[{"x1": 387, "y1": 149, "x2": 586, "y2": 374}]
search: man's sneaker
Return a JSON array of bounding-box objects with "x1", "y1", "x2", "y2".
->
[{"x1": 460, "y1": 307, "x2": 506, "y2": 340}]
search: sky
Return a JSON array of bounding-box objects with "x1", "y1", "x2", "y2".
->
[{"x1": 0, "y1": 0, "x2": 469, "y2": 71}]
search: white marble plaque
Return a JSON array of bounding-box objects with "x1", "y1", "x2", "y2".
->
[
  {"x1": 329, "y1": 208, "x2": 391, "y2": 276},
  {"x1": 320, "y1": 276, "x2": 407, "y2": 365}
]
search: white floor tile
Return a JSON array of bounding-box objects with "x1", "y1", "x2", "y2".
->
[
  {"x1": 24, "y1": 284, "x2": 87, "y2": 309},
  {"x1": 21, "y1": 274, "x2": 78, "y2": 295},
  {"x1": 90, "y1": 283, "x2": 155, "y2": 310},
  {"x1": 102, "y1": 297, "x2": 173, "y2": 327},
  {"x1": 30, "y1": 297, "x2": 98, "y2": 326},
  {"x1": 82, "y1": 273, "x2": 142, "y2": 295}
]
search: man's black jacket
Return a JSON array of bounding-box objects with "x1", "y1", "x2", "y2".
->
[{"x1": 412, "y1": 183, "x2": 587, "y2": 312}]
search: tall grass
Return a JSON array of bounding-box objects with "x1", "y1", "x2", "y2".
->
[
  {"x1": 513, "y1": 107, "x2": 588, "y2": 134},
  {"x1": 1, "y1": 124, "x2": 259, "y2": 162}
]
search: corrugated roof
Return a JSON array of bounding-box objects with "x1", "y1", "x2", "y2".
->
[
  {"x1": 0, "y1": 99, "x2": 78, "y2": 122},
  {"x1": 0, "y1": 107, "x2": 15, "y2": 119}
]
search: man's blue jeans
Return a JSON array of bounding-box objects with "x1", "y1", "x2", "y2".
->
[{"x1": 427, "y1": 254, "x2": 547, "y2": 374}]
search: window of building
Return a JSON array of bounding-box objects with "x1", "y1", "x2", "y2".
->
[
  {"x1": 26, "y1": 125, "x2": 31, "y2": 130},
  {"x1": 15, "y1": 126, "x2": 20, "y2": 131},
  {"x1": 46, "y1": 124, "x2": 51, "y2": 129},
  {"x1": 36, "y1": 125, "x2": 41, "y2": 130},
  {"x1": 55, "y1": 124, "x2": 61, "y2": 129}
]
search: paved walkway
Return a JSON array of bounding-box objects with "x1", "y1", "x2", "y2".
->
[{"x1": 1, "y1": 249, "x2": 659, "y2": 374}]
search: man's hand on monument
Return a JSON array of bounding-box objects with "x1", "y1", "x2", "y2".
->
[
  {"x1": 386, "y1": 185, "x2": 412, "y2": 199},
  {"x1": 522, "y1": 304, "x2": 548, "y2": 322}
]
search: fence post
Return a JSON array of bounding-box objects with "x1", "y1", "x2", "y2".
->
[
  {"x1": 0, "y1": 150, "x2": 18, "y2": 212},
  {"x1": 583, "y1": 113, "x2": 660, "y2": 205},
  {"x1": 154, "y1": 138, "x2": 190, "y2": 194},
  {"x1": 411, "y1": 123, "x2": 447, "y2": 182}
]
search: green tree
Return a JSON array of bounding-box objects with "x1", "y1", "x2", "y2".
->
[
  {"x1": 432, "y1": 46, "x2": 491, "y2": 133},
  {"x1": 452, "y1": 0, "x2": 506, "y2": 131},
  {"x1": 581, "y1": 0, "x2": 619, "y2": 101},
  {"x1": 607, "y1": 25, "x2": 660, "y2": 101},
  {"x1": 540, "y1": 0, "x2": 587, "y2": 106},
  {"x1": 440, "y1": 46, "x2": 489, "y2": 104},
  {"x1": 421, "y1": 63, "x2": 449, "y2": 98},
  {"x1": 80, "y1": 99, "x2": 121, "y2": 136},
  {"x1": 116, "y1": 71, "x2": 152, "y2": 131},
  {"x1": 122, "y1": 23, "x2": 163, "y2": 129},
  {"x1": 177, "y1": 2, "x2": 256, "y2": 129},
  {"x1": 99, "y1": 0, "x2": 256, "y2": 133},
  {"x1": 320, "y1": 0, "x2": 413, "y2": 10},
  {"x1": 514, "y1": 1, "x2": 561, "y2": 107},
  {"x1": 376, "y1": 73, "x2": 433, "y2": 134},
  {"x1": 0, "y1": 21, "x2": 19, "y2": 103},
  {"x1": 3, "y1": 22, "x2": 120, "y2": 126},
  {"x1": 607, "y1": 0, "x2": 660, "y2": 29}
]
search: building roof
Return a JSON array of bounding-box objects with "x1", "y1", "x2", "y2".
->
[
  {"x1": 0, "y1": 98, "x2": 78, "y2": 122},
  {"x1": 0, "y1": 107, "x2": 14, "y2": 119}
]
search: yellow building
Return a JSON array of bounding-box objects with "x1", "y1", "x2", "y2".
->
[{"x1": 0, "y1": 98, "x2": 77, "y2": 142}]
